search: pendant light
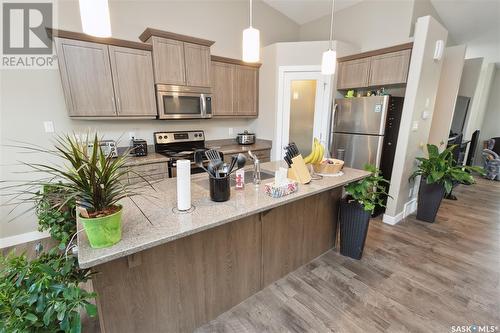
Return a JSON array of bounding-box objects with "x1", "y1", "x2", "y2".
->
[
  {"x1": 321, "y1": 0, "x2": 337, "y2": 75},
  {"x1": 79, "y1": 0, "x2": 112, "y2": 37},
  {"x1": 242, "y1": 0, "x2": 260, "y2": 63}
]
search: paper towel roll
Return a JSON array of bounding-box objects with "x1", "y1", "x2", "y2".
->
[{"x1": 176, "y1": 159, "x2": 191, "y2": 211}]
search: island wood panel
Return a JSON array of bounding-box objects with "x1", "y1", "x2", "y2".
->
[
  {"x1": 151, "y1": 36, "x2": 186, "y2": 85},
  {"x1": 261, "y1": 189, "x2": 341, "y2": 286},
  {"x1": 55, "y1": 38, "x2": 116, "y2": 117},
  {"x1": 108, "y1": 46, "x2": 157, "y2": 117},
  {"x1": 92, "y1": 214, "x2": 262, "y2": 333}
]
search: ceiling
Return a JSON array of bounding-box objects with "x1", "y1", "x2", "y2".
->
[{"x1": 262, "y1": 0, "x2": 363, "y2": 25}]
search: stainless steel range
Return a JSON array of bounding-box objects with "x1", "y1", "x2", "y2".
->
[{"x1": 154, "y1": 130, "x2": 215, "y2": 178}]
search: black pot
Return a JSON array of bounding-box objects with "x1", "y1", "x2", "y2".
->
[
  {"x1": 339, "y1": 198, "x2": 371, "y2": 260},
  {"x1": 209, "y1": 177, "x2": 230, "y2": 202},
  {"x1": 416, "y1": 178, "x2": 445, "y2": 223}
]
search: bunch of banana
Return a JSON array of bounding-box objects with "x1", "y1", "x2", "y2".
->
[{"x1": 303, "y1": 138, "x2": 324, "y2": 164}]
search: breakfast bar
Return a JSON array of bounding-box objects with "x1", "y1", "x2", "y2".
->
[{"x1": 78, "y1": 162, "x2": 370, "y2": 333}]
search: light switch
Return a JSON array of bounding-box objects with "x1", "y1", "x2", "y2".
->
[
  {"x1": 425, "y1": 98, "x2": 430, "y2": 108},
  {"x1": 43, "y1": 121, "x2": 54, "y2": 133},
  {"x1": 422, "y1": 111, "x2": 431, "y2": 119},
  {"x1": 412, "y1": 121, "x2": 419, "y2": 131},
  {"x1": 228, "y1": 128, "x2": 234, "y2": 136}
]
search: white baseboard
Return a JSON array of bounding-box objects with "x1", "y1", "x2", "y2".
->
[
  {"x1": 383, "y1": 198, "x2": 418, "y2": 225},
  {"x1": 0, "y1": 230, "x2": 50, "y2": 249}
]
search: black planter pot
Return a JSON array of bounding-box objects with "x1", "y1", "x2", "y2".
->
[
  {"x1": 339, "y1": 198, "x2": 371, "y2": 260},
  {"x1": 416, "y1": 178, "x2": 446, "y2": 223}
]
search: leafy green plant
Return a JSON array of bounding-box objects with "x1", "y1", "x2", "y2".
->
[
  {"x1": 409, "y1": 144, "x2": 484, "y2": 193},
  {"x1": 0, "y1": 249, "x2": 96, "y2": 333},
  {"x1": 345, "y1": 164, "x2": 390, "y2": 212},
  {"x1": 35, "y1": 185, "x2": 76, "y2": 250}
]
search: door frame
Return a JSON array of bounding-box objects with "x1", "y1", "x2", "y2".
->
[{"x1": 275, "y1": 65, "x2": 332, "y2": 160}]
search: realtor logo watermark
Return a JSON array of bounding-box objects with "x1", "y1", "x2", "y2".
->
[
  {"x1": 451, "y1": 325, "x2": 499, "y2": 333},
  {"x1": 2, "y1": 1, "x2": 56, "y2": 68}
]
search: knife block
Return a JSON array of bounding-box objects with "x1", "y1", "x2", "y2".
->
[{"x1": 287, "y1": 155, "x2": 312, "y2": 184}]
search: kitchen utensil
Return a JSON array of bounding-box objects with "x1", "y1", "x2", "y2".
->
[
  {"x1": 247, "y1": 150, "x2": 261, "y2": 185},
  {"x1": 206, "y1": 149, "x2": 222, "y2": 164},
  {"x1": 228, "y1": 153, "x2": 246, "y2": 175},
  {"x1": 236, "y1": 130, "x2": 256, "y2": 145},
  {"x1": 194, "y1": 150, "x2": 214, "y2": 177}
]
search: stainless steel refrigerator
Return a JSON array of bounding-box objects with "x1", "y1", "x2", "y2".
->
[{"x1": 330, "y1": 96, "x2": 404, "y2": 178}]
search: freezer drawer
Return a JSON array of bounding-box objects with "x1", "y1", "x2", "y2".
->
[
  {"x1": 333, "y1": 96, "x2": 389, "y2": 135},
  {"x1": 331, "y1": 133, "x2": 384, "y2": 170}
]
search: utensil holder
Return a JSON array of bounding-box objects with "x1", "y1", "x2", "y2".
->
[{"x1": 209, "y1": 176, "x2": 230, "y2": 202}]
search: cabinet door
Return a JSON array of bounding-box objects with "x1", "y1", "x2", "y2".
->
[
  {"x1": 151, "y1": 37, "x2": 186, "y2": 85},
  {"x1": 184, "y1": 43, "x2": 211, "y2": 87},
  {"x1": 109, "y1": 46, "x2": 157, "y2": 117},
  {"x1": 234, "y1": 65, "x2": 258, "y2": 116},
  {"x1": 55, "y1": 38, "x2": 116, "y2": 117},
  {"x1": 211, "y1": 61, "x2": 234, "y2": 116},
  {"x1": 336, "y1": 58, "x2": 371, "y2": 90},
  {"x1": 369, "y1": 49, "x2": 411, "y2": 86}
]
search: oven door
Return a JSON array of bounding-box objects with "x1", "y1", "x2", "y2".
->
[{"x1": 157, "y1": 86, "x2": 212, "y2": 120}]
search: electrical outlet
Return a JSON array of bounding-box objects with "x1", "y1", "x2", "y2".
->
[
  {"x1": 412, "y1": 121, "x2": 419, "y2": 131},
  {"x1": 43, "y1": 121, "x2": 54, "y2": 133},
  {"x1": 228, "y1": 128, "x2": 234, "y2": 136},
  {"x1": 422, "y1": 110, "x2": 431, "y2": 119}
]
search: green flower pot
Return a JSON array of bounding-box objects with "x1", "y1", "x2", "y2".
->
[{"x1": 80, "y1": 206, "x2": 122, "y2": 248}]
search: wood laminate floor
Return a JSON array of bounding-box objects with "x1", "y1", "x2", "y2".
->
[{"x1": 196, "y1": 178, "x2": 500, "y2": 333}]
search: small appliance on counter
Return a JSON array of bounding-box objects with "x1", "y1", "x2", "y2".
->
[
  {"x1": 131, "y1": 139, "x2": 148, "y2": 157},
  {"x1": 236, "y1": 130, "x2": 256, "y2": 145},
  {"x1": 87, "y1": 140, "x2": 117, "y2": 158}
]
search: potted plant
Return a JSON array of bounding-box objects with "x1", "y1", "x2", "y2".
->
[
  {"x1": 410, "y1": 144, "x2": 483, "y2": 223},
  {"x1": 340, "y1": 164, "x2": 390, "y2": 260},
  {"x1": 0, "y1": 249, "x2": 96, "y2": 333},
  {"x1": 4, "y1": 133, "x2": 151, "y2": 248}
]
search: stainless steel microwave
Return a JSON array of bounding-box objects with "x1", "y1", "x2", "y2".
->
[{"x1": 156, "y1": 85, "x2": 212, "y2": 119}]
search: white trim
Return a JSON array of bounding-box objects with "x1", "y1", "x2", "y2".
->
[
  {"x1": 382, "y1": 211, "x2": 404, "y2": 225},
  {"x1": 0, "y1": 230, "x2": 50, "y2": 249},
  {"x1": 382, "y1": 198, "x2": 418, "y2": 225},
  {"x1": 275, "y1": 65, "x2": 332, "y2": 161}
]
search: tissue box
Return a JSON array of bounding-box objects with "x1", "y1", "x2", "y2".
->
[{"x1": 264, "y1": 180, "x2": 298, "y2": 198}]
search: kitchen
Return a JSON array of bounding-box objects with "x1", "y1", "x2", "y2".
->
[{"x1": 1, "y1": 0, "x2": 498, "y2": 332}]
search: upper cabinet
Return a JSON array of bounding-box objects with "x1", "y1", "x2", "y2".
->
[
  {"x1": 211, "y1": 56, "x2": 260, "y2": 118},
  {"x1": 336, "y1": 43, "x2": 413, "y2": 90},
  {"x1": 368, "y1": 49, "x2": 411, "y2": 86},
  {"x1": 52, "y1": 30, "x2": 156, "y2": 118},
  {"x1": 139, "y1": 28, "x2": 214, "y2": 87}
]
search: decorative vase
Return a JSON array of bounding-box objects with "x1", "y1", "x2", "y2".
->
[
  {"x1": 416, "y1": 178, "x2": 445, "y2": 223},
  {"x1": 339, "y1": 198, "x2": 371, "y2": 260},
  {"x1": 80, "y1": 206, "x2": 122, "y2": 248}
]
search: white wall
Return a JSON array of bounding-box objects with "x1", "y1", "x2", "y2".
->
[
  {"x1": 299, "y1": 0, "x2": 414, "y2": 52},
  {"x1": 383, "y1": 16, "x2": 448, "y2": 224},
  {"x1": 480, "y1": 67, "x2": 500, "y2": 143},
  {"x1": 252, "y1": 40, "x2": 359, "y2": 158},
  {"x1": 0, "y1": 0, "x2": 300, "y2": 239},
  {"x1": 428, "y1": 45, "x2": 466, "y2": 146}
]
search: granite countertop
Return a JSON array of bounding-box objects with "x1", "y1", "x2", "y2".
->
[
  {"x1": 206, "y1": 139, "x2": 272, "y2": 155},
  {"x1": 77, "y1": 162, "x2": 370, "y2": 269},
  {"x1": 118, "y1": 145, "x2": 170, "y2": 166}
]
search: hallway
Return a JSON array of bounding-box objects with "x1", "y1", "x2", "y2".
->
[{"x1": 198, "y1": 178, "x2": 500, "y2": 332}]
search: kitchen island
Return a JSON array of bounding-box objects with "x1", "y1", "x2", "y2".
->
[{"x1": 78, "y1": 162, "x2": 370, "y2": 333}]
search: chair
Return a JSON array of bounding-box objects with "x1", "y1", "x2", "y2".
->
[
  {"x1": 482, "y1": 138, "x2": 500, "y2": 180},
  {"x1": 466, "y1": 130, "x2": 480, "y2": 166}
]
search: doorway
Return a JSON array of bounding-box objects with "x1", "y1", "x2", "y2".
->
[{"x1": 275, "y1": 66, "x2": 332, "y2": 160}]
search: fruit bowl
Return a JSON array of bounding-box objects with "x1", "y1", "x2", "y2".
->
[{"x1": 312, "y1": 158, "x2": 344, "y2": 174}]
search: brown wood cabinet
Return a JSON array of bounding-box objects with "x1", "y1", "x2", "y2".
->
[
  {"x1": 123, "y1": 161, "x2": 169, "y2": 184},
  {"x1": 336, "y1": 43, "x2": 413, "y2": 90},
  {"x1": 55, "y1": 36, "x2": 156, "y2": 118},
  {"x1": 184, "y1": 43, "x2": 211, "y2": 87},
  {"x1": 368, "y1": 49, "x2": 411, "y2": 86},
  {"x1": 211, "y1": 56, "x2": 260, "y2": 118},
  {"x1": 150, "y1": 37, "x2": 186, "y2": 85}
]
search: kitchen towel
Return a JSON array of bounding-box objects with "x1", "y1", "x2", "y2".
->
[{"x1": 176, "y1": 159, "x2": 191, "y2": 211}]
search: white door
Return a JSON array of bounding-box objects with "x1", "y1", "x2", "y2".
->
[{"x1": 276, "y1": 67, "x2": 332, "y2": 160}]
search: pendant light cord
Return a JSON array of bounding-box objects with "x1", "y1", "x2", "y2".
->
[
  {"x1": 249, "y1": 0, "x2": 253, "y2": 27},
  {"x1": 329, "y1": 0, "x2": 335, "y2": 49}
]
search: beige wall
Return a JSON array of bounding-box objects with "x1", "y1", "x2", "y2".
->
[
  {"x1": 384, "y1": 16, "x2": 448, "y2": 222},
  {"x1": 428, "y1": 45, "x2": 466, "y2": 146},
  {"x1": 481, "y1": 68, "x2": 500, "y2": 143},
  {"x1": 299, "y1": 0, "x2": 414, "y2": 52},
  {"x1": 0, "y1": 0, "x2": 300, "y2": 239}
]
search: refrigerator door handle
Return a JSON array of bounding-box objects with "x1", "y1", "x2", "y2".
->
[{"x1": 328, "y1": 102, "x2": 337, "y2": 155}]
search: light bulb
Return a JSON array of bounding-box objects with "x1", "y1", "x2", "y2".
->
[
  {"x1": 242, "y1": 27, "x2": 260, "y2": 63},
  {"x1": 321, "y1": 49, "x2": 337, "y2": 75},
  {"x1": 79, "y1": 0, "x2": 112, "y2": 37}
]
